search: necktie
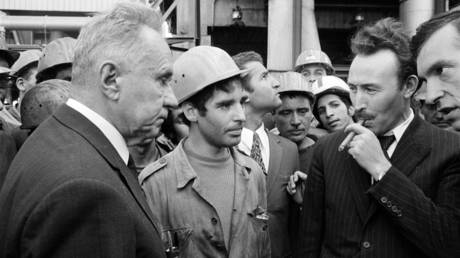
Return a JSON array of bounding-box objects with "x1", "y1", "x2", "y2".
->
[
  {"x1": 250, "y1": 133, "x2": 266, "y2": 174},
  {"x1": 378, "y1": 135, "x2": 396, "y2": 152},
  {"x1": 127, "y1": 155, "x2": 139, "y2": 176}
]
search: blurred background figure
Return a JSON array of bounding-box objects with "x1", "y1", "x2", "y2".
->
[
  {"x1": 36, "y1": 37, "x2": 76, "y2": 83},
  {"x1": 20, "y1": 79, "x2": 70, "y2": 135},
  {"x1": 0, "y1": 67, "x2": 21, "y2": 133},
  {"x1": 312, "y1": 75, "x2": 354, "y2": 133},
  {"x1": 158, "y1": 107, "x2": 189, "y2": 148},
  {"x1": 294, "y1": 49, "x2": 334, "y2": 84},
  {"x1": 10, "y1": 50, "x2": 41, "y2": 111},
  {"x1": 0, "y1": 46, "x2": 19, "y2": 68},
  {"x1": 273, "y1": 72, "x2": 316, "y2": 163}
]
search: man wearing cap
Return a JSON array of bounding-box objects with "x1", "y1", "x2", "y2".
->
[
  {"x1": 10, "y1": 50, "x2": 41, "y2": 108},
  {"x1": 0, "y1": 3, "x2": 175, "y2": 257},
  {"x1": 233, "y1": 51, "x2": 299, "y2": 258},
  {"x1": 311, "y1": 75, "x2": 355, "y2": 133},
  {"x1": 36, "y1": 37, "x2": 75, "y2": 83},
  {"x1": 139, "y1": 46, "x2": 269, "y2": 257},
  {"x1": 294, "y1": 49, "x2": 334, "y2": 84},
  {"x1": 0, "y1": 67, "x2": 21, "y2": 132},
  {"x1": 412, "y1": 11, "x2": 460, "y2": 132},
  {"x1": 296, "y1": 18, "x2": 460, "y2": 258}
]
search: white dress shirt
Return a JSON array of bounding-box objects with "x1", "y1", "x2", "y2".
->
[
  {"x1": 238, "y1": 124, "x2": 270, "y2": 171},
  {"x1": 384, "y1": 108, "x2": 414, "y2": 158},
  {"x1": 66, "y1": 98, "x2": 130, "y2": 165}
]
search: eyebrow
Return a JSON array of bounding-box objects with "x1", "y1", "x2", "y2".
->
[
  {"x1": 216, "y1": 99, "x2": 235, "y2": 107},
  {"x1": 425, "y1": 60, "x2": 455, "y2": 76}
]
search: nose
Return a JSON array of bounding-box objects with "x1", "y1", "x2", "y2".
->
[
  {"x1": 163, "y1": 85, "x2": 178, "y2": 109},
  {"x1": 351, "y1": 89, "x2": 367, "y2": 112},
  {"x1": 424, "y1": 79, "x2": 443, "y2": 106},
  {"x1": 291, "y1": 112, "x2": 301, "y2": 126},
  {"x1": 325, "y1": 106, "x2": 334, "y2": 118},
  {"x1": 271, "y1": 75, "x2": 280, "y2": 90},
  {"x1": 234, "y1": 103, "x2": 246, "y2": 123}
]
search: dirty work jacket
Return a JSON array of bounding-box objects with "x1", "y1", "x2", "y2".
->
[{"x1": 139, "y1": 140, "x2": 270, "y2": 258}]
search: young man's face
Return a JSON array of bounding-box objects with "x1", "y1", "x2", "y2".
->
[
  {"x1": 299, "y1": 64, "x2": 327, "y2": 83},
  {"x1": 417, "y1": 24, "x2": 460, "y2": 131},
  {"x1": 317, "y1": 93, "x2": 354, "y2": 132},
  {"x1": 274, "y1": 94, "x2": 313, "y2": 144},
  {"x1": 197, "y1": 80, "x2": 248, "y2": 147},
  {"x1": 348, "y1": 49, "x2": 409, "y2": 136},
  {"x1": 243, "y1": 61, "x2": 282, "y2": 112}
]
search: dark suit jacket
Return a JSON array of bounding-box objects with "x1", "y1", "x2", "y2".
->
[
  {"x1": 266, "y1": 132, "x2": 300, "y2": 258},
  {"x1": 296, "y1": 116, "x2": 460, "y2": 258},
  {"x1": 0, "y1": 131, "x2": 16, "y2": 189},
  {"x1": 0, "y1": 105, "x2": 166, "y2": 258}
]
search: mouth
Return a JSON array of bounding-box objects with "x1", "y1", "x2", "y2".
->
[
  {"x1": 288, "y1": 129, "x2": 305, "y2": 135},
  {"x1": 227, "y1": 127, "x2": 243, "y2": 135},
  {"x1": 327, "y1": 119, "x2": 340, "y2": 127}
]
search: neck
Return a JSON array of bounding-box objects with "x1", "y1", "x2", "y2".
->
[
  {"x1": 128, "y1": 140, "x2": 159, "y2": 167},
  {"x1": 186, "y1": 128, "x2": 229, "y2": 158},
  {"x1": 244, "y1": 106, "x2": 266, "y2": 131}
]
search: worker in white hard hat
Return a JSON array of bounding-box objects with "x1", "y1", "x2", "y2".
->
[
  {"x1": 139, "y1": 46, "x2": 270, "y2": 258},
  {"x1": 295, "y1": 49, "x2": 334, "y2": 83},
  {"x1": 312, "y1": 75, "x2": 355, "y2": 133},
  {"x1": 36, "y1": 37, "x2": 76, "y2": 83},
  {"x1": 10, "y1": 50, "x2": 41, "y2": 104},
  {"x1": 233, "y1": 51, "x2": 300, "y2": 258}
]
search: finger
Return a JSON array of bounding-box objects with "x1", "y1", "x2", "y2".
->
[
  {"x1": 344, "y1": 122, "x2": 368, "y2": 135},
  {"x1": 296, "y1": 171, "x2": 308, "y2": 180},
  {"x1": 293, "y1": 173, "x2": 299, "y2": 183}
]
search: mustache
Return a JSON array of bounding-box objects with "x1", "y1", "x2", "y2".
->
[{"x1": 354, "y1": 110, "x2": 375, "y2": 121}]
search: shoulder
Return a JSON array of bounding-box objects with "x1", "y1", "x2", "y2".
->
[
  {"x1": 267, "y1": 132, "x2": 297, "y2": 151},
  {"x1": 138, "y1": 152, "x2": 173, "y2": 184}
]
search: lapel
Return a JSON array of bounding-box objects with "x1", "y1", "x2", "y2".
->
[
  {"x1": 53, "y1": 105, "x2": 161, "y2": 234},
  {"x1": 267, "y1": 133, "x2": 283, "y2": 200},
  {"x1": 343, "y1": 143, "x2": 372, "y2": 224},
  {"x1": 364, "y1": 116, "x2": 431, "y2": 224}
]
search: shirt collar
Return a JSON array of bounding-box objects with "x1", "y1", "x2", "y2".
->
[
  {"x1": 66, "y1": 98, "x2": 130, "y2": 165},
  {"x1": 383, "y1": 108, "x2": 414, "y2": 143},
  {"x1": 239, "y1": 124, "x2": 268, "y2": 155}
]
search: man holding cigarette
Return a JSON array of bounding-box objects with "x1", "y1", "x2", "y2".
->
[{"x1": 296, "y1": 18, "x2": 460, "y2": 258}]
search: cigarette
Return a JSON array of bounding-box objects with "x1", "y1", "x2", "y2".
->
[{"x1": 338, "y1": 120, "x2": 365, "y2": 152}]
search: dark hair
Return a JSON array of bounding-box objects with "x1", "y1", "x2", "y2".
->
[
  {"x1": 312, "y1": 90, "x2": 352, "y2": 127},
  {"x1": 16, "y1": 61, "x2": 38, "y2": 80},
  {"x1": 411, "y1": 10, "x2": 460, "y2": 59},
  {"x1": 351, "y1": 17, "x2": 415, "y2": 85},
  {"x1": 232, "y1": 51, "x2": 263, "y2": 70},
  {"x1": 183, "y1": 76, "x2": 242, "y2": 122},
  {"x1": 279, "y1": 91, "x2": 315, "y2": 108}
]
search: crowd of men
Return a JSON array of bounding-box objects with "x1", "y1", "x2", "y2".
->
[{"x1": 0, "y1": 2, "x2": 459, "y2": 258}]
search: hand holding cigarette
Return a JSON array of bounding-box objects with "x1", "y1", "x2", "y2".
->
[{"x1": 338, "y1": 120, "x2": 365, "y2": 152}]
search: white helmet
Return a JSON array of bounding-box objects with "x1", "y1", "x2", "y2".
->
[
  {"x1": 171, "y1": 46, "x2": 246, "y2": 104},
  {"x1": 294, "y1": 49, "x2": 334, "y2": 74},
  {"x1": 311, "y1": 76, "x2": 351, "y2": 120}
]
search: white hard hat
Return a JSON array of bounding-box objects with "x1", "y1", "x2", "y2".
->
[
  {"x1": 36, "y1": 37, "x2": 76, "y2": 82},
  {"x1": 276, "y1": 71, "x2": 314, "y2": 101},
  {"x1": 295, "y1": 49, "x2": 334, "y2": 74},
  {"x1": 311, "y1": 75, "x2": 349, "y2": 96},
  {"x1": 10, "y1": 49, "x2": 41, "y2": 77},
  {"x1": 171, "y1": 46, "x2": 246, "y2": 104}
]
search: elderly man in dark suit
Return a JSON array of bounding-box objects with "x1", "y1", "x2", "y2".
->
[
  {"x1": 296, "y1": 18, "x2": 460, "y2": 258},
  {"x1": 0, "y1": 3, "x2": 177, "y2": 258}
]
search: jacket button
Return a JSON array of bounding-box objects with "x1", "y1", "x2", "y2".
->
[
  {"x1": 391, "y1": 206, "x2": 399, "y2": 212},
  {"x1": 380, "y1": 197, "x2": 388, "y2": 203},
  {"x1": 211, "y1": 217, "x2": 218, "y2": 225},
  {"x1": 386, "y1": 201, "x2": 392, "y2": 207},
  {"x1": 362, "y1": 241, "x2": 371, "y2": 249}
]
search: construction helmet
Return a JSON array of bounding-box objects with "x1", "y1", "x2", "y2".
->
[
  {"x1": 20, "y1": 79, "x2": 70, "y2": 130},
  {"x1": 276, "y1": 71, "x2": 314, "y2": 103},
  {"x1": 171, "y1": 46, "x2": 246, "y2": 104},
  {"x1": 311, "y1": 75, "x2": 351, "y2": 119},
  {"x1": 36, "y1": 37, "x2": 76, "y2": 83},
  {"x1": 10, "y1": 49, "x2": 42, "y2": 77},
  {"x1": 294, "y1": 49, "x2": 334, "y2": 74}
]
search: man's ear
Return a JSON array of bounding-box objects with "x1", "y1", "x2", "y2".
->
[
  {"x1": 15, "y1": 78, "x2": 25, "y2": 92},
  {"x1": 182, "y1": 102, "x2": 198, "y2": 123},
  {"x1": 348, "y1": 105, "x2": 355, "y2": 116},
  {"x1": 99, "y1": 61, "x2": 121, "y2": 100},
  {"x1": 403, "y1": 75, "x2": 418, "y2": 98}
]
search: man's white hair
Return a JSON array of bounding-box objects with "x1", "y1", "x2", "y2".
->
[{"x1": 72, "y1": 2, "x2": 162, "y2": 87}]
